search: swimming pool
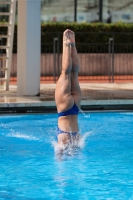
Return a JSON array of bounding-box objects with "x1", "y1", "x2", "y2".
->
[{"x1": 0, "y1": 112, "x2": 133, "y2": 199}]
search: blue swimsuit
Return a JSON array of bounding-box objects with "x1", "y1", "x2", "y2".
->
[{"x1": 57, "y1": 104, "x2": 79, "y2": 136}]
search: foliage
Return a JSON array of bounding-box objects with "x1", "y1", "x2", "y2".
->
[{"x1": 0, "y1": 22, "x2": 133, "y2": 53}]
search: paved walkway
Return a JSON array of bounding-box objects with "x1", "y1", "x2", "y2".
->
[{"x1": 0, "y1": 83, "x2": 133, "y2": 112}]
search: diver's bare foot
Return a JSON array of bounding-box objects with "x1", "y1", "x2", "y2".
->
[{"x1": 63, "y1": 29, "x2": 75, "y2": 46}]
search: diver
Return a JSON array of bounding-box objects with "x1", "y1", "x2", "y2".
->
[{"x1": 55, "y1": 29, "x2": 81, "y2": 153}]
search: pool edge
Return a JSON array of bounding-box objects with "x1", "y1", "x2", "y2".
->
[{"x1": 0, "y1": 99, "x2": 133, "y2": 114}]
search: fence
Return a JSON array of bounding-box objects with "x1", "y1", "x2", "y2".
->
[
  {"x1": 0, "y1": 32, "x2": 133, "y2": 84},
  {"x1": 41, "y1": 36, "x2": 133, "y2": 83}
]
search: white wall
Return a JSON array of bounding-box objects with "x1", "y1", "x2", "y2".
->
[{"x1": 17, "y1": 0, "x2": 41, "y2": 96}]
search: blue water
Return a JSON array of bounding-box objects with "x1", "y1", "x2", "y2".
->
[{"x1": 0, "y1": 112, "x2": 133, "y2": 200}]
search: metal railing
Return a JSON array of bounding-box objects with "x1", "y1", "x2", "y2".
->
[
  {"x1": 1, "y1": 32, "x2": 133, "y2": 84},
  {"x1": 51, "y1": 37, "x2": 133, "y2": 83}
]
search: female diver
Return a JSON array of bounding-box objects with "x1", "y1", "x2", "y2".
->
[{"x1": 55, "y1": 29, "x2": 81, "y2": 153}]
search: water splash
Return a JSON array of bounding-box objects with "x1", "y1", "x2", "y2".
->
[
  {"x1": 7, "y1": 132, "x2": 39, "y2": 141},
  {"x1": 79, "y1": 109, "x2": 90, "y2": 118},
  {"x1": 51, "y1": 131, "x2": 92, "y2": 156},
  {"x1": 78, "y1": 131, "x2": 92, "y2": 149},
  {"x1": 0, "y1": 122, "x2": 40, "y2": 141}
]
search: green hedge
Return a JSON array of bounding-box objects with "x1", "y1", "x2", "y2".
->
[
  {"x1": 40, "y1": 22, "x2": 133, "y2": 53},
  {"x1": 0, "y1": 22, "x2": 133, "y2": 53},
  {"x1": 41, "y1": 22, "x2": 133, "y2": 43}
]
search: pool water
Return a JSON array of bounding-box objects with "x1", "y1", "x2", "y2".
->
[{"x1": 0, "y1": 112, "x2": 133, "y2": 199}]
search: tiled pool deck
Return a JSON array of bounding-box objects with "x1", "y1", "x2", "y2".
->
[{"x1": 0, "y1": 83, "x2": 133, "y2": 113}]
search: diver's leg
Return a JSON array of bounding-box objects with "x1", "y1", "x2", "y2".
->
[
  {"x1": 71, "y1": 43, "x2": 81, "y2": 108},
  {"x1": 55, "y1": 29, "x2": 74, "y2": 112}
]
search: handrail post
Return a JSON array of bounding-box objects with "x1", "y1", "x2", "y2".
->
[
  {"x1": 108, "y1": 38, "x2": 112, "y2": 83},
  {"x1": 53, "y1": 37, "x2": 59, "y2": 83},
  {"x1": 0, "y1": 39, "x2": 2, "y2": 79},
  {"x1": 108, "y1": 38, "x2": 114, "y2": 83},
  {"x1": 112, "y1": 38, "x2": 114, "y2": 83},
  {"x1": 0, "y1": 39, "x2": 2, "y2": 57}
]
